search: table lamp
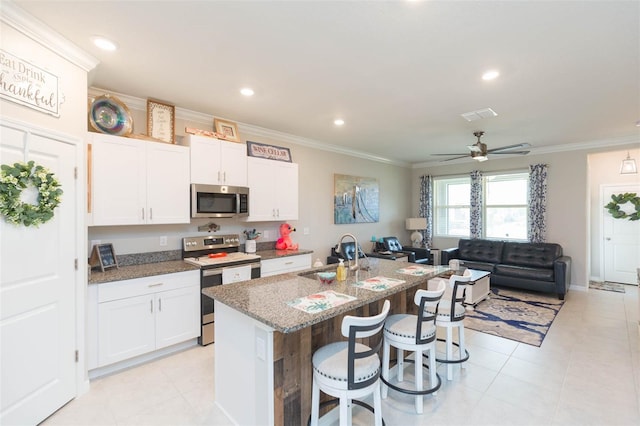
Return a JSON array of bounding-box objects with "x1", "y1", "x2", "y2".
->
[{"x1": 405, "y1": 217, "x2": 427, "y2": 248}]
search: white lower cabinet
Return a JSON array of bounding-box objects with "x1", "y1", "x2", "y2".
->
[
  {"x1": 261, "y1": 254, "x2": 312, "y2": 277},
  {"x1": 92, "y1": 270, "x2": 199, "y2": 369}
]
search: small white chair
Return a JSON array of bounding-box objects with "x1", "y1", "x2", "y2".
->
[
  {"x1": 427, "y1": 270, "x2": 472, "y2": 380},
  {"x1": 381, "y1": 280, "x2": 446, "y2": 414},
  {"x1": 310, "y1": 300, "x2": 391, "y2": 426}
]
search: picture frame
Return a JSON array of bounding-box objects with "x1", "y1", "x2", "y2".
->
[
  {"x1": 89, "y1": 243, "x2": 119, "y2": 272},
  {"x1": 146, "y1": 99, "x2": 175, "y2": 144},
  {"x1": 214, "y1": 118, "x2": 241, "y2": 142}
]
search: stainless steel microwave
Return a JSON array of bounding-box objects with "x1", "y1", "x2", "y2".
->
[{"x1": 191, "y1": 184, "x2": 249, "y2": 218}]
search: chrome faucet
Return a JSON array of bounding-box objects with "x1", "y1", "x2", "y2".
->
[{"x1": 337, "y1": 233, "x2": 359, "y2": 272}]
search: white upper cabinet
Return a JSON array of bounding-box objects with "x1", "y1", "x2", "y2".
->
[
  {"x1": 185, "y1": 135, "x2": 247, "y2": 186},
  {"x1": 88, "y1": 133, "x2": 190, "y2": 226},
  {"x1": 245, "y1": 157, "x2": 298, "y2": 222}
]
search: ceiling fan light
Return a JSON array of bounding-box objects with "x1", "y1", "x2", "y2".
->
[{"x1": 474, "y1": 155, "x2": 488, "y2": 162}]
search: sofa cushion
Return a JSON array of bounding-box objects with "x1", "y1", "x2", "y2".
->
[
  {"x1": 502, "y1": 242, "x2": 562, "y2": 269},
  {"x1": 494, "y1": 264, "x2": 555, "y2": 282},
  {"x1": 458, "y1": 260, "x2": 495, "y2": 273},
  {"x1": 458, "y1": 239, "x2": 504, "y2": 263}
]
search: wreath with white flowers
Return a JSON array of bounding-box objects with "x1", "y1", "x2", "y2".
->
[
  {"x1": 604, "y1": 192, "x2": 640, "y2": 221},
  {"x1": 0, "y1": 161, "x2": 63, "y2": 227}
]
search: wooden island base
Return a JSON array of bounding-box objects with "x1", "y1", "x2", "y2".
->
[{"x1": 215, "y1": 279, "x2": 428, "y2": 425}]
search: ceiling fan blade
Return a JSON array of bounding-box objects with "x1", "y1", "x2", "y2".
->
[
  {"x1": 490, "y1": 150, "x2": 530, "y2": 155},
  {"x1": 439, "y1": 155, "x2": 470, "y2": 161},
  {"x1": 432, "y1": 153, "x2": 468, "y2": 156},
  {"x1": 487, "y1": 143, "x2": 531, "y2": 153}
]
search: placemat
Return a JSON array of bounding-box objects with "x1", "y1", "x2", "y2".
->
[
  {"x1": 353, "y1": 276, "x2": 406, "y2": 292},
  {"x1": 286, "y1": 290, "x2": 357, "y2": 314},
  {"x1": 396, "y1": 265, "x2": 437, "y2": 276}
]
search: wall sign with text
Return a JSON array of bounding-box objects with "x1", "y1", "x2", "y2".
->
[
  {"x1": 0, "y1": 49, "x2": 61, "y2": 117},
  {"x1": 246, "y1": 141, "x2": 292, "y2": 162}
]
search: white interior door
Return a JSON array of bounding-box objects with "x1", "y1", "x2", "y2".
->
[
  {"x1": 0, "y1": 123, "x2": 78, "y2": 424},
  {"x1": 603, "y1": 184, "x2": 640, "y2": 285}
]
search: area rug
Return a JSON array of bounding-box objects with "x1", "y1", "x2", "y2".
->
[
  {"x1": 464, "y1": 287, "x2": 564, "y2": 347},
  {"x1": 589, "y1": 281, "x2": 626, "y2": 293}
]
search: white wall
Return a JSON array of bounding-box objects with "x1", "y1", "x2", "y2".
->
[
  {"x1": 411, "y1": 144, "x2": 640, "y2": 290},
  {"x1": 87, "y1": 89, "x2": 412, "y2": 262}
]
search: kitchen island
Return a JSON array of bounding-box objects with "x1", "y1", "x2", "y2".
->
[{"x1": 203, "y1": 258, "x2": 448, "y2": 425}]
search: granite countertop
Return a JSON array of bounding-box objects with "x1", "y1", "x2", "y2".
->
[
  {"x1": 203, "y1": 258, "x2": 449, "y2": 334},
  {"x1": 256, "y1": 248, "x2": 314, "y2": 261},
  {"x1": 88, "y1": 249, "x2": 313, "y2": 285},
  {"x1": 88, "y1": 260, "x2": 199, "y2": 284}
]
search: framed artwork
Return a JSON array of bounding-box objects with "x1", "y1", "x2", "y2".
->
[
  {"x1": 214, "y1": 118, "x2": 241, "y2": 142},
  {"x1": 146, "y1": 99, "x2": 175, "y2": 143},
  {"x1": 334, "y1": 174, "x2": 379, "y2": 224}
]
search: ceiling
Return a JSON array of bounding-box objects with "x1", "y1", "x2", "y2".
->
[{"x1": 11, "y1": 0, "x2": 640, "y2": 166}]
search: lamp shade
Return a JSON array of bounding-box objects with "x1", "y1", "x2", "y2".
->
[
  {"x1": 405, "y1": 217, "x2": 427, "y2": 230},
  {"x1": 620, "y1": 152, "x2": 637, "y2": 174}
]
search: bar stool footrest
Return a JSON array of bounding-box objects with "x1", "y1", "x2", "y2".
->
[
  {"x1": 381, "y1": 357, "x2": 442, "y2": 396},
  {"x1": 307, "y1": 398, "x2": 386, "y2": 426},
  {"x1": 435, "y1": 338, "x2": 469, "y2": 364}
]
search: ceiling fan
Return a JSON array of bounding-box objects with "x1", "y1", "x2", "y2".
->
[{"x1": 434, "y1": 131, "x2": 531, "y2": 162}]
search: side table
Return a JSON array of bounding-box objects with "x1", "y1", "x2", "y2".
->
[{"x1": 428, "y1": 269, "x2": 491, "y2": 310}]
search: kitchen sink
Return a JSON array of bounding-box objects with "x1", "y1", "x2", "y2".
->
[{"x1": 297, "y1": 265, "x2": 338, "y2": 279}]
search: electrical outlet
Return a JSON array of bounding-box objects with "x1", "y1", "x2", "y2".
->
[
  {"x1": 303, "y1": 227, "x2": 309, "y2": 235},
  {"x1": 160, "y1": 236, "x2": 167, "y2": 246}
]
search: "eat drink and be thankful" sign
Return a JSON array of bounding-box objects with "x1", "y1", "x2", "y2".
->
[{"x1": 0, "y1": 49, "x2": 61, "y2": 117}]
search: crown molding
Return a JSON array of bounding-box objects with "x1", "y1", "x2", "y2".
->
[
  {"x1": 411, "y1": 135, "x2": 640, "y2": 169},
  {"x1": 88, "y1": 87, "x2": 409, "y2": 167},
  {"x1": 1, "y1": 1, "x2": 99, "y2": 72}
]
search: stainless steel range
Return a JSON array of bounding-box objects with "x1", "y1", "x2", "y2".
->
[{"x1": 183, "y1": 234, "x2": 261, "y2": 345}]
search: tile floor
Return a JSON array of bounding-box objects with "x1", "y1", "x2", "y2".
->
[{"x1": 44, "y1": 285, "x2": 640, "y2": 425}]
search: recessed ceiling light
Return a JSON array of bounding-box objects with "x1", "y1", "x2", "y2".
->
[
  {"x1": 482, "y1": 70, "x2": 500, "y2": 81},
  {"x1": 91, "y1": 36, "x2": 117, "y2": 51},
  {"x1": 240, "y1": 88, "x2": 254, "y2": 97},
  {"x1": 334, "y1": 119, "x2": 345, "y2": 126}
]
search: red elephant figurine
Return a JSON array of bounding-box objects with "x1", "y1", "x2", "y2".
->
[{"x1": 275, "y1": 223, "x2": 298, "y2": 250}]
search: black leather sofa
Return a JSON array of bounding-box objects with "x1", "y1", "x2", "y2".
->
[{"x1": 441, "y1": 238, "x2": 571, "y2": 300}]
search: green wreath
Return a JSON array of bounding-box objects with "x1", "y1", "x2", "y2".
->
[
  {"x1": 604, "y1": 192, "x2": 640, "y2": 221},
  {"x1": 0, "y1": 161, "x2": 63, "y2": 227}
]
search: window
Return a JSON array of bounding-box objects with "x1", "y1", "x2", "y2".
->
[
  {"x1": 434, "y1": 172, "x2": 529, "y2": 240},
  {"x1": 484, "y1": 173, "x2": 528, "y2": 240},
  {"x1": 434, "y1": 177, "x2": 470, "y2": 237}
]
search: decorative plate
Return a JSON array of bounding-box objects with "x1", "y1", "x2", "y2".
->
[{"x1": 89, "y1": 95, "x2": 133, "y2": 136}]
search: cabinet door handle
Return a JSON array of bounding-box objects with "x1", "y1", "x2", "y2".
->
[
  {"x1": 142, "y1": 208, "x2": 145, "y2": 220},
  {"x1": 218, "y1": 171, "x2": 221, "y2": 182},
  {"x1": 148, "y1": 283, "x2": 163, "y2": 287},
  {"x1": 150, "y1": 300, "x2": 153, "y2": 313},
  {"x1": 150, "y1": 208, "x2": 153, "y2": 220},
  {"x1": 158, "y1": 298, "x2": 162, "y2": 312},
  {"x1": 285, "y1": 261, "x2": 293, "y2": 265},
  {"x1": 223, "y1": 171, "x2": 226, "y2": 183}
]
